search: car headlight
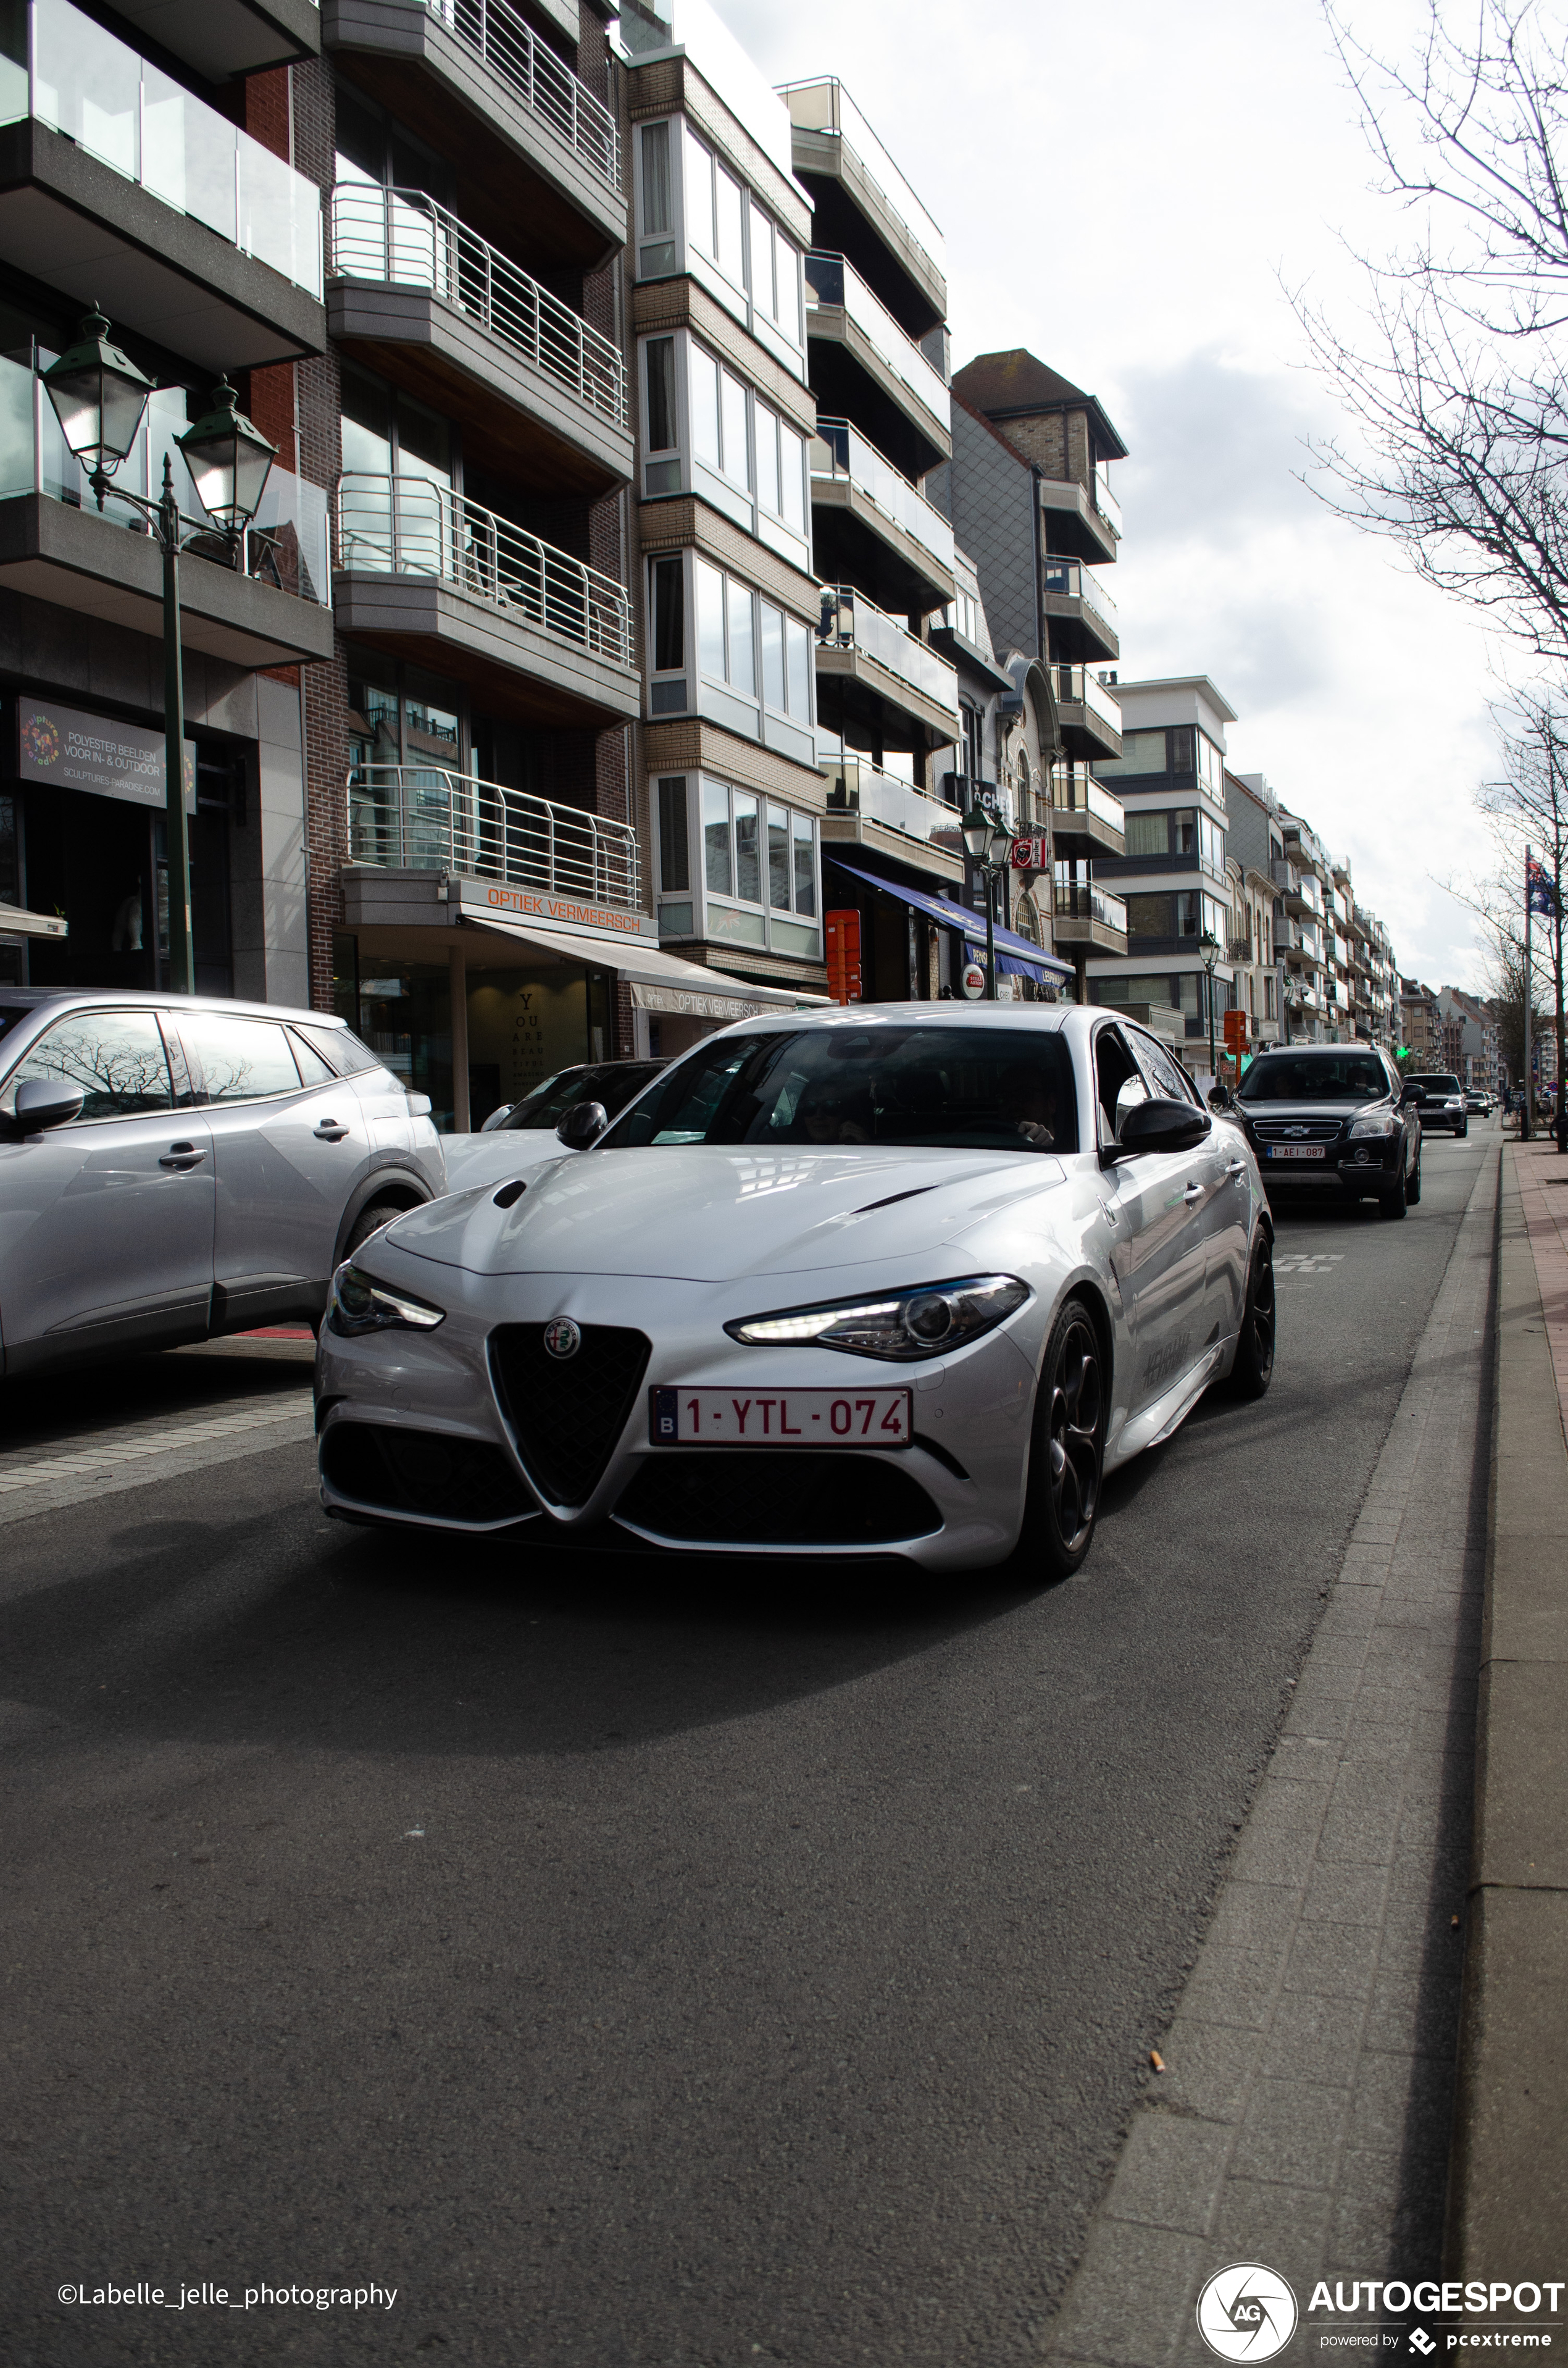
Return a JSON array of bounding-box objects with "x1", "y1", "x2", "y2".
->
[
  {"x1": 1349, "y1": 1116, "x2": 1396, "y2": 1138},
  {"x1": 725, "y1": 1274, "x2": 1028, "y2": 1362},
  {"x1": 328, "y1": 1262, "x2": 446, "y2": 1337}
]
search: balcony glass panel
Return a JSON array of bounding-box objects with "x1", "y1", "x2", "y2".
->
[
  {"x1": 351, "y1": 762, "x2": 640, "y2": 908},
  {"x1": 1041, "y1": 555, "x2": 1118, "y2": 633},
  {"x1": 336, "y1": 473, "x2": 633, "y2": 668},
  {"x1": 1, "y1": 349, "x2": 330, "y2": 604},
  {"x1": 1049, "y1": 764, "x2": 1124, "y2": 834},
  {"x1": 811, "y1": 417, "x2": 953, "y2": 574},
  {"x1": 1054, "y1": 664, "x2": 1121, "y2": 736},
  {"x1": 1, "y1": 0, "x2": 323, "y2": 298},
  {"x1": 328, "y1": 185, "x2": 627, "y2": 427},
  {"x1": 1093, "y1": 470, "x2": 1122, "y2": 535},
  {"x1": 804, "y1": 252, "x2": 948, "y2": 424},
  {"x1": 427, "y1": 0, "x2": 620, "y2": 193},
  {"x1": 822, "y1": 758, "x2": 963, "y2": 850},
  {"x1": 1054, "y1": 880, "x2": 1128, "y2": 933},
  {"x1": 818, "y1": 584, "x2": 957, "y2": 720},
  {"x1": 779, "y1": 80, "x2": 945, "y2": 284}
]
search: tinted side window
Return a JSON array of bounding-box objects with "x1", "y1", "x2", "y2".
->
[
  {"x1": 1093, "y1": 1024, "x2": 1146, "y2": 1142},
  {"x1": 183, "y1": 1015, "x2": 303, "y2": 1103},
  {"x1": 287, "y1": 1027, "x2": 338, "y2": 1086},
  {"x1": 1128, "y1": 1027, "x2": 1194, "y2": 1107},
  {"x1": 296, "y1": 1022, "x2": 383, "y2": 1077},
  {"x1": 6, "y1": 1010, "x2": 173, "y2": 1120}
]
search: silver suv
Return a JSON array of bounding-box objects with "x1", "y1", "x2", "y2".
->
[{"x1": 0, "y1": 990, "x2": 446, "y2": 1374}]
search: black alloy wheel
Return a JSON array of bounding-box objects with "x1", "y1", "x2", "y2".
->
[
  {"x1": 1229, "y1": 1229, "x2": 1276, "y2": 1399},
  {"x1": 1380, "y1": 1158, "x2": 1408, "y2": 1220},
  {"x1": 1022, "y1": 1294, "x2": 1104, "y2": 1578}
]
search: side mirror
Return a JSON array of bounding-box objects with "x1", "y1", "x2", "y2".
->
[
  {"x1": 557, "y1": 1099, "x2": 609, "y2": 1150},
  {"x1": 1207, "y1": 1084, "x2": 1232, "y2": 1111},
  {"x1": 1399, "y1": 1088, "x2": 1418, "y2": 1107},
  {"x1": 14, "y1": 1076, "x2": 85, "y2": 1130},
  {"x1": 1113, "y1": 1095, "x2": 1212, "y2": 1161}
]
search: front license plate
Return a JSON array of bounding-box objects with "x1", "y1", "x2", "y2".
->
[
  {"x1": 1267, "y1": 1145, "x2": 1325, "y2": 1160},
  {"x1": 649, "y1": 1385, "x2": 912, "y2": 1447}
]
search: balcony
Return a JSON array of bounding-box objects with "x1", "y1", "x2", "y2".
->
[
  {"x1": 0, "y1": 352, "x2": 333, "y2": 666},
  {"x1": 114, "y1": 0, "x2": 321, "y2": 80},
  {"x1": 0, "y1": 0, "x2": 325, "y2": 369},
  {"x1": 780, "y1": 79, "x2": 946, "y2": 333},
  {"x1": 820, "y1": 758, "x2": 964, "y2": 879},
  {"x1": 1038, "y1": 473, "x2": 1118, "y2": 567},
  {"x1": 1049, "y1": 764, "x2": 1124, "y2": 860},
  {"x1": 1054, "y1": 879, "x2": 1127, "y2": 955},
  {"x1": 810, "y1": 417, "x2": 954, "y2": 614},
  {"x1": 323, "y1": 0, "x2": 624, "y2": 267},
  {"x1": 335, "y1": 474, "x2": 638, "y2": 727},
  {"x1": 803, "y1": 251, "x2": 950, "y2": 481},
  {"x1": 350, "y1": 761, "x2": 640, "y2": 909},
  {"x1": 1053, "y1": 664, "x2": 1121, "y2": 761},
  {"x1": 1041, "y1": 554, "x2": 1118, "y2": 664},
  {"x1": 327, "y1": 183, "x2": 630, "y2": 495},
  {"x1": 815, "y1": 583, "x2": 959, "y2": 746}
]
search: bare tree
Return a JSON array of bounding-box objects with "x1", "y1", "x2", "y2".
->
[
  {"x1": 1478, "y1": 684, "x2": 1568, "y2": 1134},
  {"x1": 1295, "y1": 2, "x2": 1568, "y2": 659}
]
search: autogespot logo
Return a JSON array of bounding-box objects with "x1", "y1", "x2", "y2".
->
[{"x1": 1198, "y1": 2264, "x2": 1299, "y2": 2361}]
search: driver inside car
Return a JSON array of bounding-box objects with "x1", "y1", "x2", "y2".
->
[{"x1": 998, "y1": 1061, "x2": 1057, "y2": 1148}]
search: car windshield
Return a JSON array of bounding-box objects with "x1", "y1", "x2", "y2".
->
[
  {"x1": 1239, "y1": 1055, "x2": 1390, "y2": 1103},
  {"x1": 503, "y1": 1063, "x2": 662, "y2": 1131},
  {"x1": 602, "y1": 1026, "x2": 1078, "y2": 1154},
  {"x1": 1407, "y1": 1075, "x2": 1461, "y2": 1096}
]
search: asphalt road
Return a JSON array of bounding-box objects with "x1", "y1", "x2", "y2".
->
[{"x1": 0, "y1": 1126, "x2": 1495, "y2": 2368}]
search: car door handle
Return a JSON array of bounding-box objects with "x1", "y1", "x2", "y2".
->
[
  {"x1": 314, "y1": 1120, "x2": 351, "y2": 1141},
  {"x1": 1183, "y1": 1181, "x2": 1204, "y2": 1203},
  {"x1": 1225, "y1": 1159, "x2": 1246, "y2": 1179},
  {"x1": 159, "y1": 1144, "x2": 206, "y2": 1169}
]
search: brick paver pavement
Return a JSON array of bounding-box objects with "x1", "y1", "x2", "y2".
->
[{"x1": 1512, "y1": 1138, "x2": 1568, "y2": 1442}]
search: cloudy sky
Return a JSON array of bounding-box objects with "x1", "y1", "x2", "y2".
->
[{"x1": 715, "y1": 0, "x2": 1526, "y2": 990}]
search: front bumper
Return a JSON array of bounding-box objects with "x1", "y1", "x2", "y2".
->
[
  {"x1": 314, "y1": 1255, "x2": 1045, "y2": 1573},
  {"x1": 1252, "y1": 1140, "x2": 1401, "y2": 1193}
]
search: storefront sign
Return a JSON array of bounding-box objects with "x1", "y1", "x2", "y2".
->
[
  {"x1": 16, "y1": 698, "x2": 196, "y2": 813},
  {"x1": 462, "y1": 881, "x2": 658, "y2": 940},
  {"x1": 628, "y1": 982, "x2": 780, "y2": 1023},
  {"x1": 961, "y1": 960, "x2": 988, "y2": 999}
]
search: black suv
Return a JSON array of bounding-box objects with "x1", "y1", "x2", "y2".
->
[
  {"x1": 1403, "y1": 1073, "x2": 1469, "y2": 1137},
  {"x1": 1227, "y1": 1045, "x2": 1421, "y2": 1218}
]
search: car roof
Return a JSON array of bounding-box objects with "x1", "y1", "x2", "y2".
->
[
  {"x1": 717, "y1": 1000, "x2": 1074, "y2": 1037},
  {"x1": 0, "y1": 987, "x2": 349, "y2": 1029}
]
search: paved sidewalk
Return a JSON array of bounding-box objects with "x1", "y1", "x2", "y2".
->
[
  {"x1": 0, "y1": 1389, "x2": 314, "y2": 1525},
  {"x1": 1042, "y1": 1149, "x2": 1499, "y2": 2366},
  {"x1": 1511, "y1": 1137, "x2": 1568, "y2": 1437}
]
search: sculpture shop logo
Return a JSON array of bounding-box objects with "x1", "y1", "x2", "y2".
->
[{"x1": 1196, "y1": 2264, "x2": 1299, "y2": 2361}]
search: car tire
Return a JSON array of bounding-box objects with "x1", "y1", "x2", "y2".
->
[
  {"x1": 1406, "y1": 1145, "x2": 1422, "y2": 1205},
  {"x1": 1459, "y1": 1120, "x2": 1469, "y2": 1139},
  {"x1": 344, "y1": 1201, "x2": 406, "y2": 1256},
  {"x1": 1379, "y1": 1162, "x2": 1407, "y2": 1220},
  {"x1": 1228, "y1": 1229, "x2": 1276, "y2": 1400},
  {"x1": 1020, "y1": 1294, "x2": 1104, "y2": 1579}
]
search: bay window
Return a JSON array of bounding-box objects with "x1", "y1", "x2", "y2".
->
[
  {"x1": 640, "y1": 330, "x2": 809, "y2": 566},
  {"x1": 633, "y1": 114, "x2": 806, "y2": 373},
  {"x1": 654, "y1": 772, "x2": 820, "y2": 956},
  {"x1": 651, "y1": 551, "x2": 815, "y2": 764}
]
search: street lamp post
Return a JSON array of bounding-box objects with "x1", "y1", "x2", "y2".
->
[
  {"x1": 1199, "y1": 927, "x2": 1222, "y2": 1087},
  {"x1": 961, "y1": 801, "x2": 1015, "y2": 1001},
  {"x1": 42, "y1": 309, "x2": 276, "y2": 994}
]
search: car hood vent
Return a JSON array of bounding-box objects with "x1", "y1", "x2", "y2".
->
[{"x1": 489, "y1": 1324, "x2": 651, "y2": 1508}]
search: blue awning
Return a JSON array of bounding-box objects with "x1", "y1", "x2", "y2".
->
[{"x1": 826, "y1": 856, "x2": 1073, "y2": 981}]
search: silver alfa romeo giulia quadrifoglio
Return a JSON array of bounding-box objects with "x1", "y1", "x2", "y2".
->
[{"x1": 314, "y1": 1004, "x2": 1275, "y2": 1576}]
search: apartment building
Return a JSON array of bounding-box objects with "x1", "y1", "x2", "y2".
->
[
  {"x1": 1225, "y1": 772, "x2": 1287, "y2": 1046},
  {"x1": 1088, "y1": 675, "x2": 1237, "y2": 1079},
  {"x1": 1400, "y1": 977, "x2": 1441, "y2": 1065},
  {"x1": 1437, "y1": 984, "x2": 1501, "y2": 1094},
  {"x1": 937, "y1": 348, "x2": 1128, "y2": 1003}
]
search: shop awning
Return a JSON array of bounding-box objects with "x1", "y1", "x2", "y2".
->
[
  {"x1": 463, "y1": 910, "x2": 826, "y2": 1010},
  {"x1": 826, "y1": 858, "x2": 1073, "y2": 981}
]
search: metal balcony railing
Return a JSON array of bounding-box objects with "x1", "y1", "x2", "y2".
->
[
  {"x1": 328, "y1": 185, "x2": 627, "y2": 427},
  {"x1": 817, "y1": 584, "x2": 959, "y2": 722},
  {"x1": 1053, "y1": 664, "x2": 1122, "y2": 737},
  {"x1": 335, "y1": 475, "x2": 634, "y2": 669},
  {"x1": 349, "y1": 761, "x2": 641, "y2": 907},
  {"x1": 811, "y1": 417, "x2": 954, "y2": 574},
  {"x1": 1041, "y1": 554, "x2": 1119, "y2": 634},
  {"x1": 803, "y1": 252, "x2": 949, "y2": 425},
  {"x1": 1054, "y1": 881, "x2": 1128, "y2": 933},
  {"x1": 423, "y1": 0, "x2": 620, "y2": 191},
  {"x1": 1049, "y1": 764, "x2": 1124, "y2": 833}
]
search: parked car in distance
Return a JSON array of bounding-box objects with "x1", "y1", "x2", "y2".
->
[
  {"x1": 317, "y1": 1003, "x2": 1277, "y2": 1578},
  {"x1": 0, "y1": 989, "x2": 446, "y2": 1374},
  {"x1": 1401, "y1": 1071, "x2": 1469, "y2": 1137},
  {"x1": 1227, "y1": 1044, "x2": 1420, "y2": 1217},
  {"x1": 1465, "y1": 1089, "x2": 1493, "y2": 1116},
  {"x1": 447, "y1": 1060, "x2": 668, "y2": 1194}
]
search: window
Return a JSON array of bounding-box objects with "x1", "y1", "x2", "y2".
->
[
  {"x1": 183, "y1": 1015, "x2": 304, "y2": 1102},
  {"x1": 637, "y1": 119, "x2": 804, "y2": 361},
  {"x1": 1130, "y1": 1028, "x2": 1196, "y2": 1107},
  {"x1": 638, "y1": 120, "x2": 676, "y2": 275},
  {"x1": 1096, "y1": 727, "x2": 1167, "y2": 779},
  {"x1": 720, "y1": 367, "x2": 750, "y2": 491},
  {"x1": 644, "y1": 336, "x2": 677, "y2": 458},
  {"x1": 694, "y1": 776, "x2": 819, "y2": 953},
  {"x1": 650, "y1": 556, "x2": 685, "y2": 675},
  {"x1": 726, "y1": 575, "x2": 756, "y2": 694},
  {"x1": 657, "y1": 777, "x2": 690, "y2": 892},
  {"x1": 692, "y1": 559, "x2": 813, "y2": 730},
  {"x1": 7, "y1": 1010, "x2": 172, "y2": 1121},
  {"x1": 703, "y1": 777, "x2": 733, "y2": 894},
  {"x1": 642, "y1": 330, "x2": 809, "y2": 547},
  {"x1": 961, "y1": 702, "x2": 983, "y2": 781},
  {"x1": 287, "y1": 1028, "x2": 338, "y2": 1086},
  {"x1": 696, "y1": 557, "x2": 726, "y2": 681},
  {"x1": 690, "y1": 343, "x2": 720, "y2": 470},
  {"x1": 1174, "y1": 810, "x2": 1196, "y2": 858},
  {"x1": 1125, "y1": 895, "x2": 1171, "y2": 940},
  {"x1": 683, "y1": 122, "x2": 715, "y2": 257},
  {"x1": 1124, "y1": 810, "x2": 1167, "y2": 860}
]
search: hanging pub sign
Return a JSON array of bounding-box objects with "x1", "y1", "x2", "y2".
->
[
  {"x1": 16, "y1": 698, "x2": 196, "y2": 814},
  {"x1": 1009, "y1": 836, "x2": 1047, "y2": 871}
]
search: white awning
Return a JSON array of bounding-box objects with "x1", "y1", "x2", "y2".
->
[{"x1": 463, "y1": 910, "x2": 825, "y2": 1007}]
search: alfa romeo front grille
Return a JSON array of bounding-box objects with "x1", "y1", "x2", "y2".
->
[
  {"x1": 322, "y1": 1423, "x2": 535, "y2": 1526},
  {"x1": 489, "y1": 1324, "x2": 651, "y2": 1506}
]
